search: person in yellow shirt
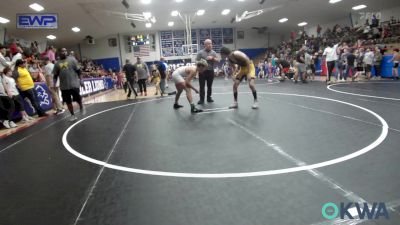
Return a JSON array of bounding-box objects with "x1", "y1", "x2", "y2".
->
[
  {"x1": 150, "y1": 64, "x2": 161, "y2": 96},
  {"x1": 12, "y1": 59, "x2": 47, "y2": 117}
]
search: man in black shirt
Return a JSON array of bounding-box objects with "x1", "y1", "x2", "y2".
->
[
  {"x1": 295, "y1": 47, "x2": 307, "y2": 83},
  {"x1": 345, "y1": 49, "x2": 356, "y2": 81},
  {"x1": 122, "y1": 59, "x2": 138, "y2": 99},
  {"x1": 276, "y1": 57, "x2": 291, "y2": 81}
]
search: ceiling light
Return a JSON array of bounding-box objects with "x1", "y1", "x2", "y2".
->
[
  {"x1": 279, "y1": 18, "x2": 288, "y2": 23},
  {"x1": 0, "y1": 17, "x2": 10, "y2": 24},
  {"x1": 145, "y1": 23, "x2": 152, "y2": 28},
  {"x1": 298, "y1": 22, "x2": 308, "y2": 26},
  {"x1": 71, "y1": 27, "x2": 80, "y2": 32},
  {"x1": 150, "y1": 16, "x2": 156, "y2": 23},
  {"x1": 329, "y1": 0, "x2": 342, "y2": 3},
  {"x1": 175, "y1": 0, "x2": 183, "y2": 2},
  {"x1": 221, "y1": 9, "x2": 231, "y2": 15},
  {"x1": 168, "y1": 21, "x2": 174, "y2": 27},
  {"x1": 208, "y1": 0, "x2": 215, "y2": 1},
  {"x1": 143, "y1": 12, "x2": 152, "y2": 19},
  {"x1": 46, "y1": 35, "x2": 56, "y2": 40},
  {"x1": 141, "y1": 0, "x2": 151, "y2": 4},
  {"x1": 197, "y1": 10, "x2": 205, "y2": 16},
  {"x1": 238, "y1": 0, "x2": 245, "y2": 1},
  {"x1": 29, "y1": 3, "x2": 44, "y2": 12},
  {"x1": 171, "y1": 10, "x2": 179, "y2": 16},
  {"x1": 352, "y1": 4, "x2": 367, "y2": 10}
]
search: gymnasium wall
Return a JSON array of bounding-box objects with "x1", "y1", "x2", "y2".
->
[
  {"x1": 235, "y1": 28, "x2": 285, "y2": 49},
  {"x1": 78, "y1": 34, "x2": 120, "y2": 61},
  {"x1": 78, "y1": 27, "x2": 285, "y2": 68}
]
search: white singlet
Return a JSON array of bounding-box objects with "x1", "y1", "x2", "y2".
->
[{"x1": 172, "y1": 67, "x2": 189, "y2": 84}]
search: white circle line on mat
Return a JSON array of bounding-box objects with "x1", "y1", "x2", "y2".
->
[
  {"x1": 62, "y1": 92, "x2": 388, "y2": 178},
  {"x1": 327, "y1": 82, "x2": 400, "y2": 101}
]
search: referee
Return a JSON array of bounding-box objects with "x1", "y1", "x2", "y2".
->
[{"x1": 196, "y1": 39, "x2": 219, "y2": 104}]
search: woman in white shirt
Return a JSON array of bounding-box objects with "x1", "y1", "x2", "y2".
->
[{"x1": 1, "y1": 67, "x2": 33, "y2": 124}]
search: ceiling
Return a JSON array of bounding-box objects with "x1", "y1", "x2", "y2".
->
[{"x1": 1, "y1": 0, "x2": 399, "y2": 46}]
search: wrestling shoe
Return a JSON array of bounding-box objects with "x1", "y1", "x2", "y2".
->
[
  {"x1": 69, "y1": 115, "x2": 78, "y2": 122},
  {"x1": 191, "y1": 108, "x2": 203, "y2": 113},
  {"x1": 173, "y1": 104, "x2": 183, "y2": 109},
  {"x1": 252, "y1": 101, "x2": 259, "y2": 109},
  {"x1": 229, "y1": 102, "x2": 238, "y2": 109}
]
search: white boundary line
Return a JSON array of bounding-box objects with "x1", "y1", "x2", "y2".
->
[
  {"x1": 73, "y1": 105, "x2": 138, "y2": 225},
  {"x1": 197, "y1": 109, "x2": 234, "y2": 114},
  {"x1": 0, "y1": 103, "x2": 95, "y2": 154},
  {"x1": 62, "y1": 92, "x2": 388, "y2": 178},
  {"x1": 327, "y1": 82, "x2": 400, "y2": 101},
  {"x1": 212, "y1": 80, "x2": 280, "y2": 89}
]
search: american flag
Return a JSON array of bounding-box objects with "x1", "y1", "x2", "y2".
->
[{"x1": 133, "y1": 45, "x2": 150, "y2": 57}]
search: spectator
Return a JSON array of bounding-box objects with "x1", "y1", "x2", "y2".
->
[
  {"x1": 323, "y1": 42, "x2": 339, "y2": 84},
  {"x1": 276, "y1": 57, "x2": 291, "y2": 81},
  {"x1": 30, "y1": 42, "x2": 39, "y2": 58},
  {"x1": 346, "y1": 49, "x2": 356, "y2": 81},
  {"x1": 0, "y1": 67, "x2": 17, "y2": 128},
  {"x1": 135, "y1": 57, "x2": 149, "y2": 96},
  {"x1": 28, "y1": 61, "x2": 44, "y2": 82},
  {"x1": 46, "y1": 46, "x2": 56, "y2": 62},
  {"x1": 305, "y1": 50, "x2": 315, "y2": 81},
  {"x1": 363, "y1": 48, "x2": 374, "y2": 80},
  {"x1": 157, "y1": 57, "x2": 167, "y2": 95},
  {"x1": 68, "y1": 51, "x2": 78, "y2": 63},
  {"x1": 44, "y1": 57, "x2": 65, "y2": 115},
  {"x1": 2, "y1": 67, "x2": 32, "y2": 123},
  {"x1": 122, "y1": 59, "x2": 138, "y2": 99},
  {"x1": 150, "y1": 64, "x2": 161, "y2": 95},
  {"x1": 53, "y1": 48, "x2": 84, "y2": 121},
  {"x1": 374, "y1": 46, "x2": 382, "y2": 79},
  {"x1": 11, "y1": 46, "x2": 23, "y2": 70},
  {"x1": 257, "y1": 61, "x2": 265, "y2": 79},
  {"x1": 0, "y1": 45, "x2": 11, "y2": 74},
  {"x1": 295, "y1": 47, "x2": 307, "y2": 83},
  {"x1": 390, "y1": 49, "x2": 399, "y2": 80},
  {"x1": 12, "y1": 59, "x2": 47, "y2": 118}
]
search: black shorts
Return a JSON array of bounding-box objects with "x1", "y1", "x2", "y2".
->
[
  {"x1": 365, "y1": 65, "x2": 372, "y2": 73},
  {"x1": 12, "y1": 95, "x2": 24, "y2": 112},
  {"x1": 395, "y1": 63, "x2": 399, "y2": 68},
  {"x1": 61, "y1": 88, "x2": 81, "y2": 104},
  {"x1": 356, "y1": 66, "x2": 364, "y2": 72}
]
